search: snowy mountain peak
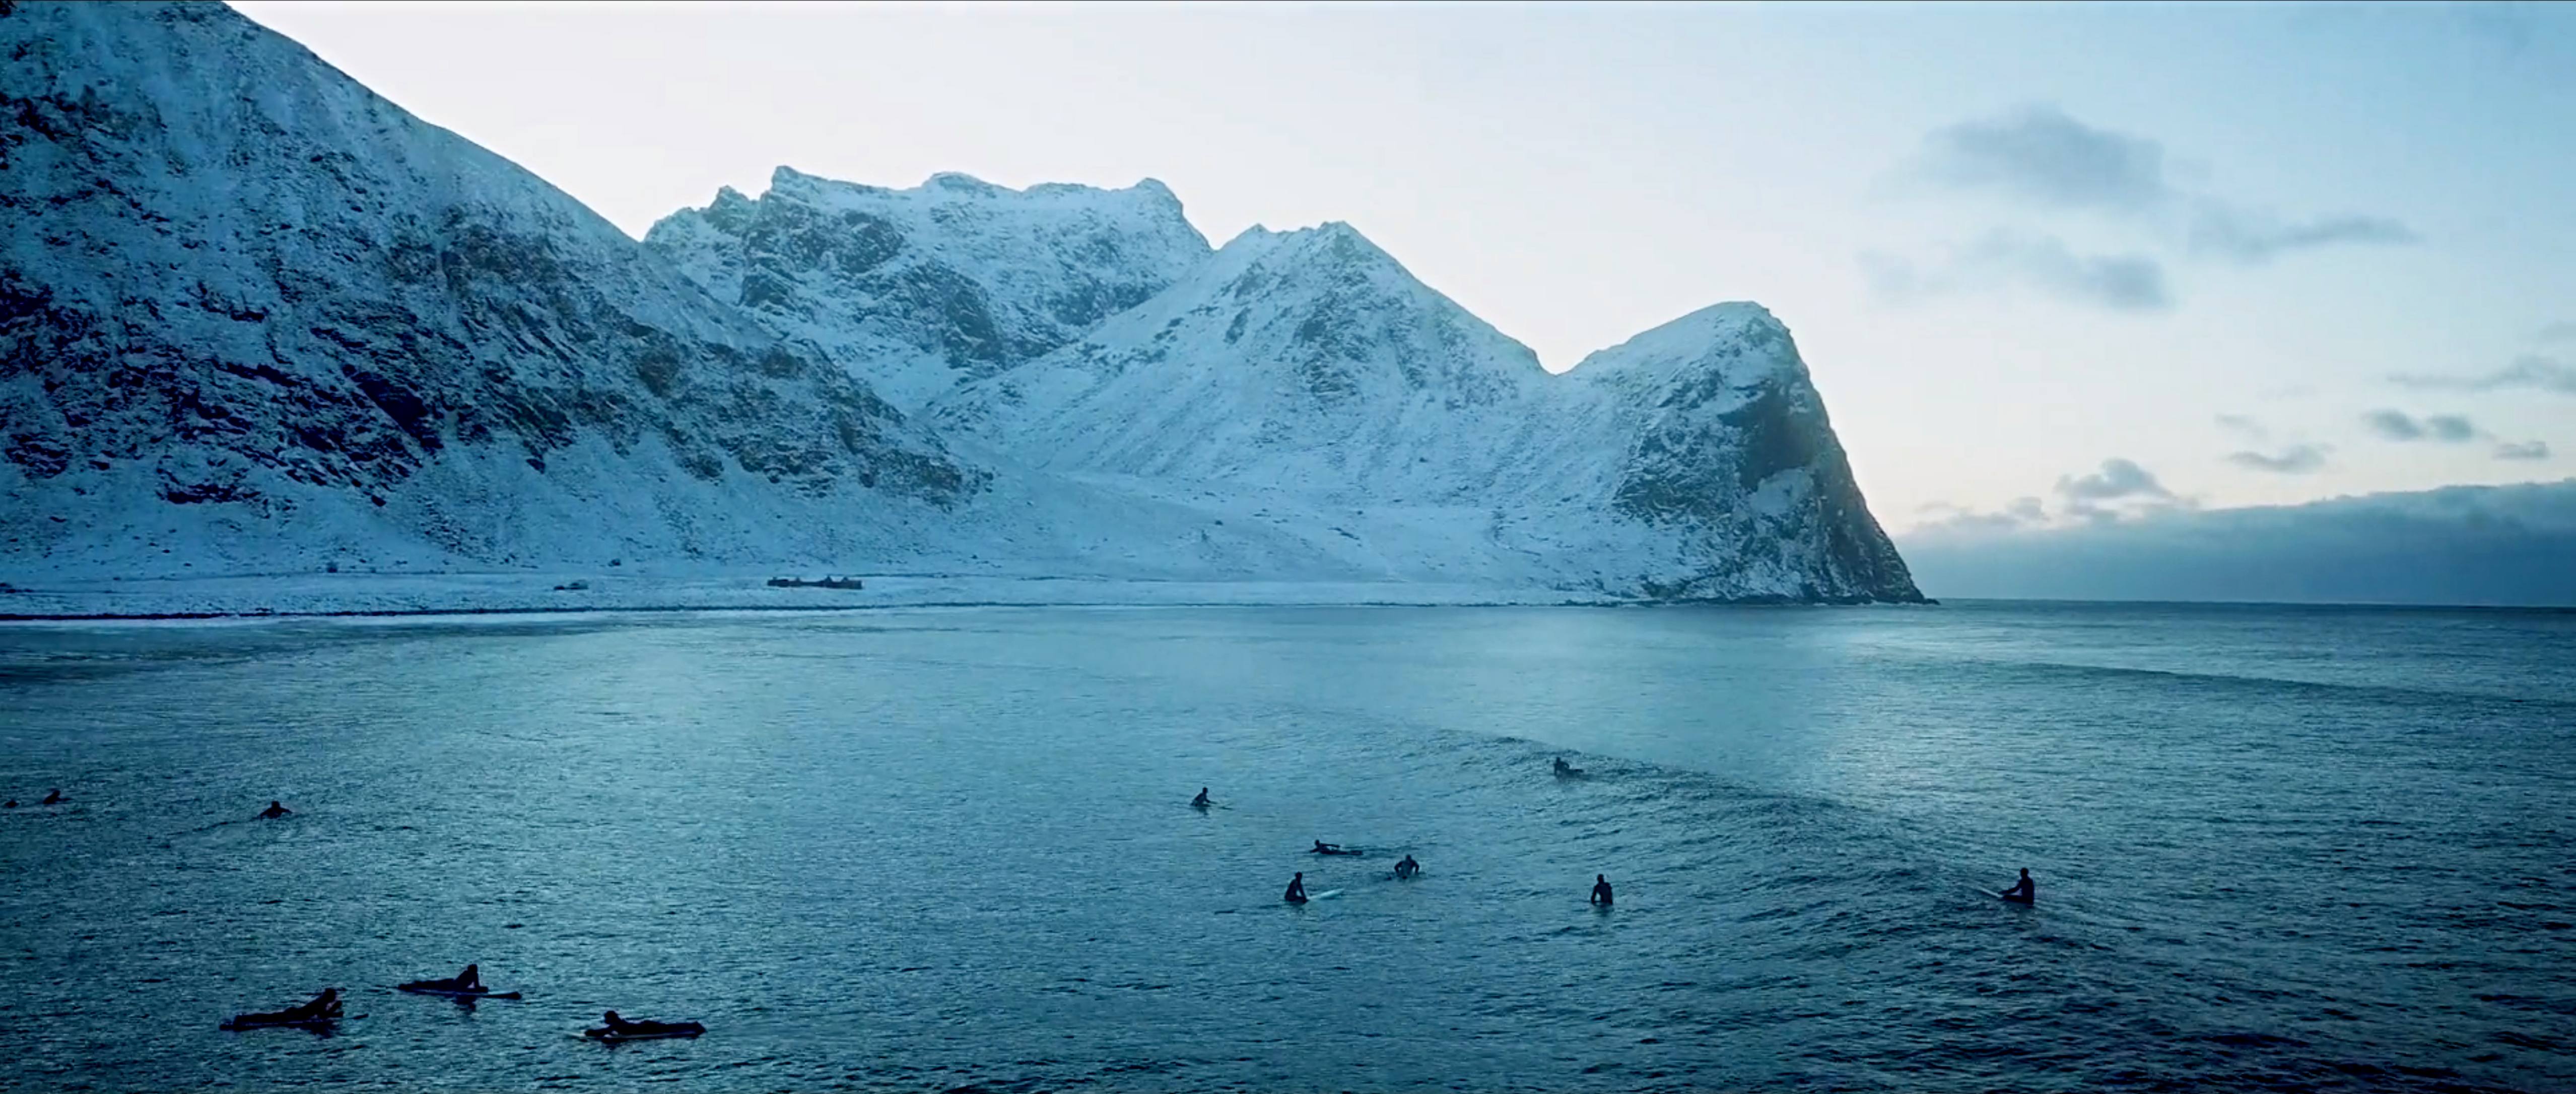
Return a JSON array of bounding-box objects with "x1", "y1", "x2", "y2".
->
[
  {"x1": 646, "y1": 167, "x2": 1211, "y2": 411},
  {"x1": 0, "y1": 0, "x2": 980, "y2": 574},
  {"x1": 1570, "y1": 301, "x2": 1800, "y2": 398}
]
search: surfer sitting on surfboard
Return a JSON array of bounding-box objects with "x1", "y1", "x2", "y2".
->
[
  {"x1": 1191, "y1": 788, "x2": 1211, "y2": 808},
  {"x1": 1285, "y1": 872, "x2": 1308, "y2": 904},
  {"x1": 2000, "y1": 868, "x2": 2035, "y2": 904}
]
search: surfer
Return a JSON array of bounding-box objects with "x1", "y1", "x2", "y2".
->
[
  {"x1": 2000, "y1": 868, "x2": 2035, "y2": 905},
  {"x1": 41, "y1": 789, "x2": 62, "y2": 806},
  {"x1": 258, "y1": 800, "x2": 292, "y2": 819},
  {"x1": 591, "y1": 1010, "x2": 703, "y2": 1039},
  {"x1": 1394, "y1": 855, "x2": 1420, "y2": 879},
  {"x1": 1285, "y1": 872, "x2": 1308, "y2": 904},
  {"x1": 1191, "y1": 788, "x2": 1211, "y2": 808},
  {"x1": 414, "y1": 963, "x2": 482, "y2": 993},
  {"x1": 1312, "y1": 840, "x2": 1340, "y2": 854},
  {"x1": 250, "y1": 987, "x2": 340, "y2": 1023},
  {"x1": 290, "y1": 987, "x2": 341, "y2": 1020},
  {"x1": 1590, "y1": 874, "x2": 1614, "y2": 906},
  {"x1": 1554, "y1": 757, "x2": 1571, "y2": 774}
]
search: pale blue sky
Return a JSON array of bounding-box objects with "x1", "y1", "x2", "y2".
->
[{"x1": 230, "y1": 1, "x2": 2576, "y2": 532}]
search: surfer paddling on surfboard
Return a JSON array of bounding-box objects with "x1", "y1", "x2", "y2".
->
[
  {"x1": 401, "y1": 964, "x2": 485, "y2": 994},
  {"x1": 2000, "y1": 868, "x2": 2035, "y2": 905}
]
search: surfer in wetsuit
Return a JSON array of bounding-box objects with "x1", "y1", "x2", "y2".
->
[
  {"x1": 601, "y1": 1010, "x2": 640, "y2": 1033},
  {"x1": 1394, "y1": 855, "x2": 1420, "y2": 879},
  {"x1": 281, "y1": 988, "x2": 340, "y2": 1021},
  {"x1": 1285, "y1": 872, "x2": 1308, "y2": 903},
  {"x1": 41, "y1": 789, "x2": 62, "y2": 805},
  {"x1": 442, "y1": 964, "x2": 484, "y2": 992},
  {"x1": 1313, "y1": 840, "x2": 1340, "y2": 854},
  {"x1": 1590, "y1": 874, "x2": 1614, "y2": 906},
  {"x1": 258, "y1": 800, "x2": 291, "y2": 819},
  {"x1": 1554, "y1": 757, "x2": 1571, "y2": 775},
  {"x1": 1191, "y1": 788, "x2": 1211, "y2": 808},
  {"x1": 2001, "y1": 868, "x2": 2035, "y2": 904}
]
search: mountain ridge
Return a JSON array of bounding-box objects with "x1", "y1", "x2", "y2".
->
[{"x1": 2, "y1": 0, "x2": 1924, "y2": 606}]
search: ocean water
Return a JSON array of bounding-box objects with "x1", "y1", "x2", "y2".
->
[{"x1": 0, "y1": 602, "x2": 2569, "y2": 1092}]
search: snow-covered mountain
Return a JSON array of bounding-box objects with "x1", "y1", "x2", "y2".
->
[
  {"x1": 644, "y1": 169, "x2": 1209, "y2": 413},
  {"x1": 0, "y1": 1, "x2": 983, "y2": 574},
  {"x1": 0, "y1": 1, "x2": 1921, "y2": 605},
  {"x1": 928, "y1": 225, "x2": 1919, "y2": 601}
]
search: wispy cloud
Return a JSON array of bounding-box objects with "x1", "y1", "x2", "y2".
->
[
  {"x1": 2225, "y1": 443, "x2": 2331, "y2": 473},
  {"x1": 2392, "y1": 354, "x2": 2576, "y2": 395},
  {"x1": 2363, "y1": 409, "x2": 2479, "y2": 442},
  {"x1": 2185, "y1": 208, "x2": 2420, "y2": 265},
  {"x1": 1864, "y1": 230, "x2": 2172, "y2": 312},
  {"x1": 1881, "y1": 106, "x2": 2420, "y2": 306},
  {"x1": 1912, "y1": 496, "x2": 2050, "y2": 535},
  {"x1": 2537, "y1": 321, "x2": 2576, "y2": 344},
  {"x1": 2059, "y1": 457, "x2": 2174, "y2": 501},
  {"x1": 2495, "y1": 440, "x2": 2552, "y2": 461},
  {"x1": 1916, "y1": 106, "x2": 2168, "y2": 212},
  {"x1": 2056, "y1": 457, "x2": 2196, "y2": 524},
  {"x1": 2214, "y1": 413, "x2": 2269, "y2": 440}
]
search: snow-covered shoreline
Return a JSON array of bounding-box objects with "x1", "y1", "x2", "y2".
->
[{"x1": 0, "y1": 570, "x2": 1631, "y2": 621}]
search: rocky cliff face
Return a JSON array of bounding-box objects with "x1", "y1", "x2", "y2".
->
[
  {"x1": 0, "y1": 1, "x2": 979, "y2": 572},
  {"x1": 644, "y1": 169, "x2": 1209, "y2": 413}
]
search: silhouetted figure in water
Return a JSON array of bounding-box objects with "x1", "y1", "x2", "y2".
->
[
  {"x1": 1284, "y1": 872, "x2": 1308, "y2": 904},
  {"x1": 1394, "y1": 855, "x2": 1420, "y2": 879},
  {"x1": 259, "y1": 801, "x2": 291, "y2": 819},
  {"x1": 41, "y1": 789, "x2": 62, "y2": 806},
  {"x1": 2001, "y1": 868, "x2": 2035, "y2": 905},
  {"x1": 1590, "y1": 874, "x2": 1614, "y2": 906},
  {"x1": 234, "y1": 987, "x2": 340, "y2": 1026},
  {"x1": 1191, "y1": 788, "x2": 1211, "y2": 808},
  {"x1": 3, "y1": 800, "x2": 14, "y2": 809}
]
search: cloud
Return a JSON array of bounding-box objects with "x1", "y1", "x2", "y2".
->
[
  {"x1": 1864, "y1": 230, "x2": 2172, "y2": 312},
  {"x1": 2392, "y1": 354, "x2": 2576, "y2": 395},
  {"x1": 2364, "y1": 409, "x2": 2478, "y2": 442},
  {"x1": 1910, "y1": 496, "x2": 2051, "y2": 536},
  {"x1": 1894, "y1": 479, "x2": 2576, "y2": 607},
  {"x1": 1889, "y1": 106, "x2": 2421, "y2": 297},
  {"x1": 2495, "y1": 440, "x2": 2552, "y2": 461},
  {"x1": 2058, "y1": 457, "x2": 2174, "y2": 501},
  {"x1": 2185, "y1": 207, "x2": 2420, "y2": 265},
  {"x1": 2214, "y1": 413, "x2": 2268, "y2": 440},
  {"x1": 2225, "y1": 443, "x2": 2331, "y2": 473},
  {"x1": 2537, "y1": 322, "x2": 2576, "y2": 344},
  {"x1": 1915, "y1": 106, "x2": 2169, "y2": 212}
]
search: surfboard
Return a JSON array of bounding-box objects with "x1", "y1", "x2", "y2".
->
[
  {"x1": 584, "y1": 1024, "x2": 703, "y2": 1042},
  {"x1": 399, "y1": 987, "x2": 521, "y2": 999},
  {"x1": 1310, "y1": 889, "x2": 1343, "y2": 900}
]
